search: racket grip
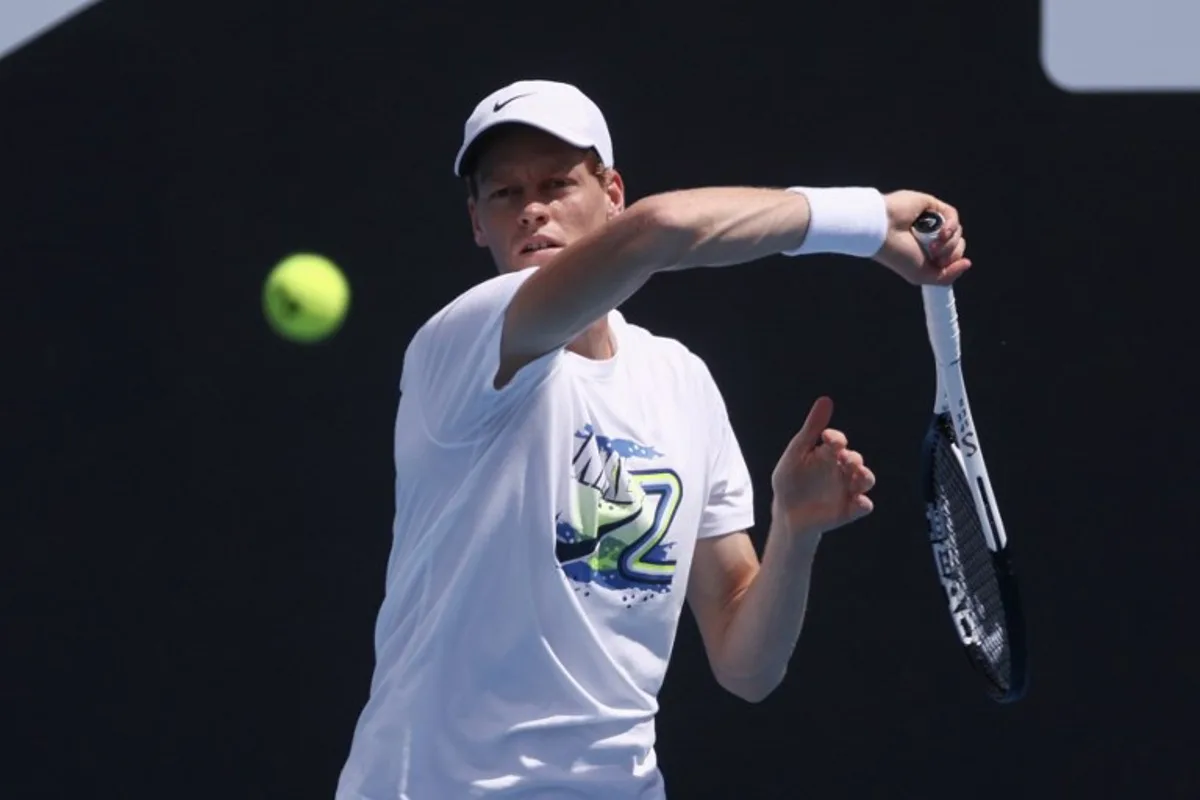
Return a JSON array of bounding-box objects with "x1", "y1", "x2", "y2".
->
[
  {"x1": 911, "y1": 210, "x2": 944, "y2": 254},
  {"x1": 912, "y1": 212, "x2": 963, "y2": 366}
]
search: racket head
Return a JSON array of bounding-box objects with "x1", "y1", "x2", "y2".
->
[{"x1": 921, "y1": 412, "x2": 1028, "y2": 703}]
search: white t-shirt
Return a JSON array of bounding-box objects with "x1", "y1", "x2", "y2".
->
[{"x1": 336, "y1": 268, "x2": 755, "y2": 800}]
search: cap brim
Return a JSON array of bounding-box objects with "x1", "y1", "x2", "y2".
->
[{"x1": 454, "y1": 115, "x2": 596, "y2": 177}]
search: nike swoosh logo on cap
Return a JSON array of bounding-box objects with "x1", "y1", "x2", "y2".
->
[{"x1": 493, "y1": 92, "x2": 533, "y2": 112}]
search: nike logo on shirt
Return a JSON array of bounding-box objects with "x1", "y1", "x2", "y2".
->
[{"x1": 555, "y1": 504, "x2": 641, "y2": 563}]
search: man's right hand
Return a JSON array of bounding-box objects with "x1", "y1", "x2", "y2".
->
[{"x1": 872, "y1": 190, "x2": 971, "y2": 285}]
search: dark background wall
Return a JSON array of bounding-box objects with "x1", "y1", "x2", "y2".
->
[{"x1": 5, "y1": 1, "x2": 1197, "y2": 797}]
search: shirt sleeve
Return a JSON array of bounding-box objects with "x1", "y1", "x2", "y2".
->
[
  {"x1": 694, "y1": 359, "x2": 756, "y2": 539},
  {"x1": 400, "y1": 268, "x2": 562, "y2": 445}
]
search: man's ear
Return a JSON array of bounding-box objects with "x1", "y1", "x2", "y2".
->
[
  {"x1": 605, "y1": 168, "x2": 626, "y2": 218},
  {"x1": 467, "y1": 196, "x2": 487, "y2": 247}
]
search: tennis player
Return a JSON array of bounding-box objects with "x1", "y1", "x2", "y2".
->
[{"x1": 335, "y1": 79, "x2": 969, "y2": 800}]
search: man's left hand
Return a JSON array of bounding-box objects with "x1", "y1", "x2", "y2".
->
[{"x1": 770, "y1": 396, "x2": 876, "y2": 538}]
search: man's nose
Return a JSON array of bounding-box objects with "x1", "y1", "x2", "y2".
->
[{"x1": 519, "y1": 201, "x2": 550, "y2": 227}]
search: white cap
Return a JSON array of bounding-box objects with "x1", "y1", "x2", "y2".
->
[{"x1": 453, "y1": 79, "x2": 614, "y2": 177}]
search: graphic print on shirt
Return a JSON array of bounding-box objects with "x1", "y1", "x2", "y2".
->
[{"x1": 555, "y1": 424, "x2": 683, "y2": 599}]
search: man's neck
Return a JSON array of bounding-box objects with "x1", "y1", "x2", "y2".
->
[{"x1": 566, "y1": 317, "x2": 616, "y2": 361}]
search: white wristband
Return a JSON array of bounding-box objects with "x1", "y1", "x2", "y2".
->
[{"x1": 782, "y1": 187, "x2": 888, "y2": 258}]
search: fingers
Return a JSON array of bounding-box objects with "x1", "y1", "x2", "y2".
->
[
  {"x1": 849, "y1": 495, "x2": 874, "y2": 519},
  {"x1": 920, "y1": 221, "x2": 970, "y2": 285},
  {"x1": 934, "y1": 216, "x2": 960, "y2": 249},
  {"x1": 791, "y1": 396, "x2": 834, "y2": 452},
  {"x1": 948, "y1": 235, "x2": 967, "y2": 264},
  {"x1": 932, "y1": 227, "x2": 962, "y2": 260},
  {"x1": 836, "y1": 449, "x2": 875, "y2": 492},
  {"x1": 842, "y1": 450, "x2": 875, "y2": 519},
  {"x1": 932, "y1": 255, "x2": 972, "y2": 285},
  {"x1": 836, "y1": 448, "x2": 862, "y2": 469},
  {"x1": 927, "y1": 200, "x2": 972, "y2": 284},
  {"x1": 820, "y1": 428, "x2": 848, "y2": 451},
  {"x1": 849, "y1": 463, "x2": 876, "y2": 494},
  {"x1": 934, "y1": 200, "x2": 960, "y2": 233},
  {"x1": 908, "y1": 195, "x2": 970, "y2": 282},
  {"x1": 801, "y1": 405, "x2": 876, "y2": 496},
  {"x1": 925, "y1": 217, "x2": 963, "y2": 263},
  {"x1": 939, "y1": 219, "x2": 960, "y2": 244},
  {"x1": 820, "y1": 436, "x2": 876, "y2": 494}
]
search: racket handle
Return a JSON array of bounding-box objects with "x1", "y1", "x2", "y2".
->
[{"x1": 911, "y1": 211, "x2": 963, "y2": 366}]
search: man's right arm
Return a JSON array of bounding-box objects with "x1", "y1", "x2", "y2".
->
[{"x1": 498, "y1": 186, "x2": 969, "y2": 387}]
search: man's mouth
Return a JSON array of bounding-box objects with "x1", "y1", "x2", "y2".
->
[{"x1": 520, "y1": 239, "x2": 562, "y2": 254}]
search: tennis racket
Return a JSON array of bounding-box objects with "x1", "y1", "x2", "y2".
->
[{"x1": 912, "y1": 211, "x2": 1028, "y2": 703}]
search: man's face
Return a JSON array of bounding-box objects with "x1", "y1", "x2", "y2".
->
[{"x1": 467, "y1": 126, "x2": 625, "y2": 273}]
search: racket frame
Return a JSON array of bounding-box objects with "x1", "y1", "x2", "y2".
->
[
  {"x1": 915, "y1": 217, "x2": 1028, "y2": 703},
  {"x1": 922, "y1": 284, "x2": 1007, "y2": 554}
]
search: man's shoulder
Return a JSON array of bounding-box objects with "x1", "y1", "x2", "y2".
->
[
  {"x1": 619, "y1": 317, "x2": 719, "y2": 388},
  {"x1": 622, "y1": 317, "x2": 710, "y2": 365},
  {"x1": 403, "y1": 268, "x2": 537, "y2": 360},
  {"x1": 416, "y1": 268, "x2": 536, "y2": 338},
  {"x1": 399, "y1": 268, "x2": 538, "y2": 392}
]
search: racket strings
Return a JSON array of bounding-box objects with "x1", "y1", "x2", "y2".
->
[{"x1": 930, "y1": 430, "x2": 1012, "y2": 688}]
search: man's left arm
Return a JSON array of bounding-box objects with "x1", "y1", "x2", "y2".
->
[
  {"x1": 688, "y1": 395, "x2": 875, "y2": 703},
  {"x1": 688, "y1": 520, "x2": 820, "y2": 703}
]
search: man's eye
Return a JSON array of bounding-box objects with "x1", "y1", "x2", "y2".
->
[{"x1": 489, "y1": 187, "x2": 513, "y2": 199}]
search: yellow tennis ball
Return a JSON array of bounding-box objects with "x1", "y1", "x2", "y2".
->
[{"x1": 263, "y1": 253, "x2": 350, "y2": 343}]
